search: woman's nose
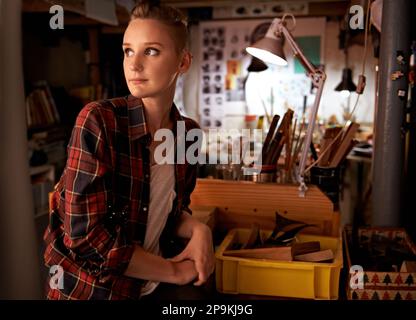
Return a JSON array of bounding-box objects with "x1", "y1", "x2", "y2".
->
[{"x1": 129, "y1": 56, "x2": 144, "y2": 72}]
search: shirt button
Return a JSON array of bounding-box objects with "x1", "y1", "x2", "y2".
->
[
  {"x1": 143, "y1": 207, "x2": 148, "y2": 212},
  {"x1": 145, "y1": 174, "x2": 149, "y2": 179}
]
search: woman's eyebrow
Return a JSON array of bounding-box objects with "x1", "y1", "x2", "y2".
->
[
  {"x1": 144, "y1": 42, "x2": 164, "y2": 47},
  {"x1": 122, "y1": 42, "x2": 164, "y2": 47}
]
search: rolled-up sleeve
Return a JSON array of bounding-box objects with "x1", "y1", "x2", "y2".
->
[{"x1": 63, "y1": 103, "x2": 134, "y2": 279}]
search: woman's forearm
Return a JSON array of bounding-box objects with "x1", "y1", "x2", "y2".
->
[
  {"x1": 123, "y1": 245, "x2": 197, "y2": 284},
  {"x1": 124, "y1": 245, "x2": 175, "y2": 282}
]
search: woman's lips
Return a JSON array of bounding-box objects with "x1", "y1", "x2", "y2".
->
[{"x1": 130, "y1": 79, "x2": 148, "y2": 85}]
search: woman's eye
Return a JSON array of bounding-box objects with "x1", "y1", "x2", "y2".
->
[
  {"x1": 145, "y1": 48, "x2": 160, "y2": 56},
  {"x1": 124, "y1": 48, "x2": 134, "y2": 57}
]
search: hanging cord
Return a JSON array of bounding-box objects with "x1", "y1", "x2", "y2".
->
[{"x1": 304, "y1": 0, "x2": 372, "y2": 173}]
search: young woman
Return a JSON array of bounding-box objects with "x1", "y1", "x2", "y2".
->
[{"x1": 44, "y1": 1, "x2": 215, "y2": 300}]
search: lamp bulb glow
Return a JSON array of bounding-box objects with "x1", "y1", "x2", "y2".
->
[{"x1": 340, "y1": 90, "x2": 351, "y2": 98}]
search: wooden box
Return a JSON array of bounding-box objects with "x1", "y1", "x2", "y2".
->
[{"x1": 190, "y1": 179, "x2": 340, "y2": 237}]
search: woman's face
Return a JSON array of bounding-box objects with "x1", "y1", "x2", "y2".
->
[{"x1": 123, "y1": 19, "x2": 190, "y2": 99}]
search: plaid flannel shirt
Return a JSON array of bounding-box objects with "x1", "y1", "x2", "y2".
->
[{"x1": 44, "y1": 95, "x2": 200, "y2": 300}]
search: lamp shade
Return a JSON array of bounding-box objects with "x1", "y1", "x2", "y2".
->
[
  {"x1": 335, "y1": 68, "x2": 357, "y2": 92},
  {"x1": 246, "y1": 18, "x2": 287, "y2": 66}
]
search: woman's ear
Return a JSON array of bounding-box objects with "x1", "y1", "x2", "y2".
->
[{"x1": 179, "y1": 50, "x2": 192, "y2": 74}]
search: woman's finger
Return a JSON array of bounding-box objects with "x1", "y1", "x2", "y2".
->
[{"x1": 170, "y1": 250, "x2": 189, "y2": 262}]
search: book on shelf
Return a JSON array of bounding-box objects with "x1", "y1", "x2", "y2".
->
[{"x1": 25, "y1": 81, "x2": 61, "y2": 129}]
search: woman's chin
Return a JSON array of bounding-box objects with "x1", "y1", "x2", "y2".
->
[{"x1": 128, "y1": 89, "x2": 146, "y2": 99}]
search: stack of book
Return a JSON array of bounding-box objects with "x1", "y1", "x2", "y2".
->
[{"x1": 25, "y1": 81, "x2": 60, "y2": 128}]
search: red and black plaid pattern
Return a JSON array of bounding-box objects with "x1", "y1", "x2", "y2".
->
[{"x1": 44, "y1": 95, "x2": 200, "y2": 300}]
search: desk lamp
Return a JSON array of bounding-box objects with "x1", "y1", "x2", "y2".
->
[{"x1": 246, "y1": 14, "x2": 326, "y2": 196}]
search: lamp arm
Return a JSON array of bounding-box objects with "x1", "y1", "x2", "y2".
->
[
  {"x1": 297, "y1": 74, "x2": 326, "y2": 196},
  {"x1": 276, "y1": 23, "x2": 327, "y2": 196},
  {"x1": 265, "y1": 18, "x2": 327, "y2": 196},
  {"x1": 278, "y1": 24, "x2": 318, "y2": 77}
]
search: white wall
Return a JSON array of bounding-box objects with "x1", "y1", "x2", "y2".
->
[
  {"x1": 321, "y1": 20, "x2": 377, "y2": 125},
  {"x1": 183, "y1": 19, "x2": 378, "y2": 127}
]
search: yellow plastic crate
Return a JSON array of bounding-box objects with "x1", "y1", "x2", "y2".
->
[{"x1": 215, "y1": 228, "x2": 343, "y2": 300}]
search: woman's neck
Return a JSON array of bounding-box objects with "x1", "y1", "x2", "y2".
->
[{"x1": 142, "y1": 93, "x2": 175, "y2": 136}]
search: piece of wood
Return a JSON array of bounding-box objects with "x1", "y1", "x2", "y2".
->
[
  {"x1": 318, "y1": 127, "x2": 342, "y2": 167},
  {"x1": 292, "y1": 241, "x2": 321, "y2": 256},
  {"x1": 242, "y1": 223, "x2": 261, "y2": 249},
  {"x1": 329, "y1": 122, "x2": 360, "y2": 167},
  {"x1": 263, "y1": 109, "x2": 293, "y2": 165},
  {"x1": 285, "y1": 118, "x2": 296, "y2": 176},
  {"x1": 294, "y1": 249, "x2": 334, "y2": 262},
  {"x1": 224, "y1": 246, "x2": 293, "y2": 261},
  {"x1": 260, "y1": 115, "x2": 280, "y2": 164},
  {"x1": 400, "y1": 260, "x2": 416, "y2": 272},
  {"x1": 224, "y1": 241, "x2": 321, "y2": 261}
]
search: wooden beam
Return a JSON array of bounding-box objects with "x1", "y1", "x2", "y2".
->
[
  {"x1": 22, "y1": 0, "x2": 85, "y2": 15},
  {"x1": 22, "y1": 0, "x2": 131, "y2": 25},
  {"x1": 22, "y1": 0, "x2": 51, "y2": 12},
  {"x1": 64, "y1": 15, "x2": 100, "y2": 25},
  {"x1": 87, "y1": 28, "x2": 101, "y2": 85},
  {"x1": 308, "y1": 1, "x2": 348, "y2": 17},
  {"x1": 162, "y1": 0, "x2": 348, "y2": 9}
]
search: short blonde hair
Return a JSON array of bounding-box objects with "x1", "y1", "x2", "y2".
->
[{"x1": 130, "y1": 1, "x2": 188, "y2": 52}]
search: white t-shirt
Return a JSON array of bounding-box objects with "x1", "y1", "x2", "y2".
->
[{"x1": 140, "y1": 163, "x2": 176, "y2": 297}]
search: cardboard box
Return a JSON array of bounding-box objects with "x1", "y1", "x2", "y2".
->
[{"x1": 344, "y1": 226, "x2": 416, "y2": 300}]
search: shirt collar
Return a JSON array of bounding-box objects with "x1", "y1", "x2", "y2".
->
[{"x1": 126, "y1": 94, "x2": 185, "y2": 141}]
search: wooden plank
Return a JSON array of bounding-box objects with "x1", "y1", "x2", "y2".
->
[
  {"x1": 224, "y1": 241, "x2": 320, "y2": 261},
  {"x1": 224, "y1": 246, "x2": 293, "y2": 261},
  {"x1": 191, "y1": 179, "x2": 335, "y2": 217},
  {"x1": 294, "y1": 249, "x2": 334, "y2": 262}
]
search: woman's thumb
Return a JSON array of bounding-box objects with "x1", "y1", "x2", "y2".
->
[{"x1": 170, "y1": 252, "x2": 187, "y2": 262}]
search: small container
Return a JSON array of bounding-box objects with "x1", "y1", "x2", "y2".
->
[
  {"x1": 310, "y1": 166, "x2": 341, "y2": 204},
  {"x1": 241, "y1": 165, "x2": 277, "y2": 183},
  {"x1": 253, "y1": 164, "x2": 277, "y2": 183}
]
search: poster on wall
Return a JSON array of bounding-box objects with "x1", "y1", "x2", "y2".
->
[{"x1": 198, "y1": 18, "x2": 326, "y2": 129}]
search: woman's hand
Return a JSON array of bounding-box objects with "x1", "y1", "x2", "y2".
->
[
  {"x1": 171, "y1": 224, "x2": 215, "y2": 286},
  {"x1": 172, "y1": 260, "x2": 198, "y2": 285}
]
